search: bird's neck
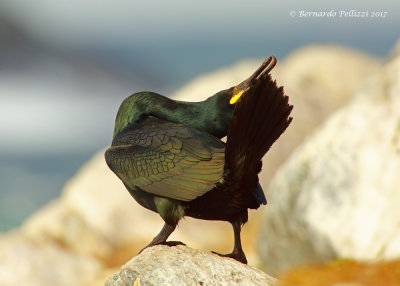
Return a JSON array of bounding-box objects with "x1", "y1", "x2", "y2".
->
[{"x1": 114, "y1": 91, "x2": 233, "y2": 138}]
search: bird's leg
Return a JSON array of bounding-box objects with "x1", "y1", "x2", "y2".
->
[
  {"x1": 139, "y1": 223, "x2": 185, "y2": 254},
  {"x1": 212, "y1": 220, "x2": 248, "y2": 264}
]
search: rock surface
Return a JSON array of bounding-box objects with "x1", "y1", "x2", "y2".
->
[
  {"x1": 0, "y1": 232, "x2": 102, "y2": 286},
  {"x1": 258, "y1": 43, "x2": 400, "y2": 275},
  {"x1": 105, "y1": 245, "x2": 277, "y2": 286},
  {"x1": 278, "y1": 259, "x2": 400, "y2": 286}
]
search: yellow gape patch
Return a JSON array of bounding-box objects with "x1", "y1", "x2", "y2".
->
[{"x1": 230, "y1": 87, "x2": 249, "y2": 104}]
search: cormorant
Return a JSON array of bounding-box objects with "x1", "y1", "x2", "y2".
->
[{"x1": 105, "y1": 56, "x2": 293, "y2": 264}]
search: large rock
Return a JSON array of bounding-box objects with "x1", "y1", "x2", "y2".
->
[
  {"x1": 105, "y1": 245, "x2": 277, "y2": 286},
  {"x1": 258, "y1": 42, "x2": 400, "y2": 275},
  {"x1": 278, "y1": 259, "x2": 400, "y2": 286},
  {"x1": 0, "y1": 232, "x2": 102, "y2": 286}
]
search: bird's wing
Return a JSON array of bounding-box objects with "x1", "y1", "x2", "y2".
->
[{"x1": 105, "y1": 118, "x2": 225, "y2": 201}]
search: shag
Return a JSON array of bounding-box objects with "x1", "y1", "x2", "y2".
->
[{"x1": 105, "y1": 56, "x2": 293, "y2": 264}]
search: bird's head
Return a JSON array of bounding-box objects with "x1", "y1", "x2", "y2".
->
[
  {"x1": 203, "y1": 56, "x2": 277, "y2": 138},
  {"x1": 228, "y1": 56, "x2": 277, "y2": 105}
]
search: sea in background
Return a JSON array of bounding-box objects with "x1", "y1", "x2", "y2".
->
[{"x1": 1, "y1": 0, "x2": 399, "y2": 231}]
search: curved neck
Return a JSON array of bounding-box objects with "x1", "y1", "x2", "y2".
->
[{"x1": 114, "y1": 91, "x2": 234, "y2": 138}]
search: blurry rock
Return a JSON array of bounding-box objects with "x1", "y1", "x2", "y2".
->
[
  {"x1": 258, "y1": 42, "x2": 400, "y2": 275},
  {"x1": 0, "y1": 232, "x2": 102, "y2": 286},
  {"x1": 105, "y1": 245, "x2": 277, "y2": 286},
  {"x1": 278, "y1": 259, "x2": 400, "y2": 286}
]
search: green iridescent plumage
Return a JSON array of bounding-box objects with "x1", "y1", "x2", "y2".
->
[{"x1": 105, "y1": 56, "x2": 293, "y2": 263}]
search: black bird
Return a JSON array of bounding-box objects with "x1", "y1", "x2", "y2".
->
[{"x1": 105, "y1": 56, "x2": 293, "y2": 264}]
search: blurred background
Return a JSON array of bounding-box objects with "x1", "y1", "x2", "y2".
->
[
  {"x1": 0, "y1": 0, "x2": 399, "y2": 231},
  {"x1": 2, "y1": 1, "x2": 400, "y2": 285}
]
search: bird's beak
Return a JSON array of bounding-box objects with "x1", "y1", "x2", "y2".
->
[{"x1": 229, "y1": 56, "x2": 277, "y2": 104}]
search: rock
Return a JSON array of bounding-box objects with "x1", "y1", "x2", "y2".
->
[
  {"x1": 258, "y1": 41, "x2": 400, "y2": 275},
  {"x1": 278, "y1": 259, "x2": 400, "y2": 286},
  {"x1": 105, "y1": 245, "x2": 277, "y2": 286},
  {"x1": 0, "y1": 232, "x2": 102, "y2": 286}
]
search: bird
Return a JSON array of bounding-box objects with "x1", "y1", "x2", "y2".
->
[{"x1": 105, "y1": 56, "x2": 293, "y2": 264}]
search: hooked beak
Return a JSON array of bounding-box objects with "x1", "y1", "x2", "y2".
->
[{"x1": 230, "y1": 56, "x2": 277, "y2": 104}]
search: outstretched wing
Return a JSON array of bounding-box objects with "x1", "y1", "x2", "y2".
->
[{"x1": 105, "y1": 117, "x2": 225, "y2": 201}]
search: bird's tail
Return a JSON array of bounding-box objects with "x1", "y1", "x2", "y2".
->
[{"x1": 225, "y1": 71, "x2": 293, "y2": 206}]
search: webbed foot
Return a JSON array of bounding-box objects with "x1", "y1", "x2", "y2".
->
[
  {"x1": 163, "y1": 241, "x2": 186, "y2": 247},
  {"x1": 211, "y1": 250, "x2": 248, "y2": 264}
]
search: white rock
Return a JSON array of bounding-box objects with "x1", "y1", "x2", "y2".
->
[
  {"x1": 105, "y1": 245, "x2": 277, "y2": 286},
  {"x1": 0, "y1": 232, "x2": 102, "y2": 286},
  {"x1": 258, "y1": 41, "x2": 400, "y2": 275}
]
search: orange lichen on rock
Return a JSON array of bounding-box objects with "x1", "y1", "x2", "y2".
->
[{"x1": 278, "y1": 259, "x2": 400, "y2": 286}]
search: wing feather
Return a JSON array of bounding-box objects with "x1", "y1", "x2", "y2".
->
[{"x1": 105, "y1": 118, "x2": 225, "y2": 201}]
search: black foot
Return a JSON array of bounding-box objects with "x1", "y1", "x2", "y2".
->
[
  {"x1": 163, "y1": 241, "x2": 186, "y2": 247},
  {"x1": 211, "y1": 251, "x2": 248, "y2": 264},
  {"x1": 139, "y1": 240, "x2": 186, "y2": 254}
]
